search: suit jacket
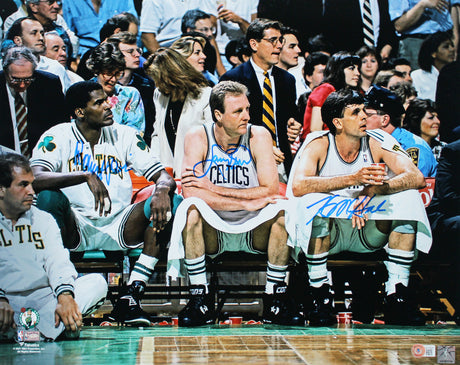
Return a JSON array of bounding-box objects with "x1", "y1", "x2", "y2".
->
[
  {"x1": 220, "y1": 61, "x2": 298, "y2": 175},
  {"x1": 323, "y1": 0, "x2": 398, "y2": 54},
  {"x1": 0, "y1": 70, "x2": 68, "y2": 152},
  {"x1": 427, "y1": 140, "x2": 460, "y2": 230}
]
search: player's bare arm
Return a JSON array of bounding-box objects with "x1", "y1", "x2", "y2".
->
[
  {"x1": 148, "y1": 169, "x2": 176, "y2": 231},
  {"x1": 362, "y1": 138, "x2": 426, "y2": 196},
  {"x1": 292, "y1": 137, "x2": 386, "y2": 197},
  {"x1": 32, "y1": 166, "x2": 111, "y2": 217},
  {"x1": 182, "y1": 127, "x2": 284, "y2": 211}
]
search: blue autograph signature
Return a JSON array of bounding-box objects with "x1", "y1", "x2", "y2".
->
[
  {"x1": 193, "y1": 143, "x2": 253, "y2": 179},
  {"x1": 71, "y1": 141, "x2": 130, "y2": 185},
  {"x1": 305, "y1": 194, "x2": 387, "y2": 225}
]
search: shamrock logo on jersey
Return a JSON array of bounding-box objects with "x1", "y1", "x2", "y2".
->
[
  {"x1": 38, "y1": 136, "x2": 56, "y2": 153},
  {"x1": 136, "y1": 135, "x2": 149, "y2": 151}
]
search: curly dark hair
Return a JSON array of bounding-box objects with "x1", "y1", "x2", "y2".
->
[{"x1": 86, "y1": 42, "x2": 125, "y2": 75}]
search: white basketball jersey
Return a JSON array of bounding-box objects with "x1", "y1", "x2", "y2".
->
[
  {"x1": 201, "y1": 122, "x2": 259, "y2": 224},
  {"x1": 319, "y1": 132, "x2": 375, "y2": 197}
]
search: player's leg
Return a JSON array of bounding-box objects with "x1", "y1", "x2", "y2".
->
[
  {"x1": 35, "y1": 190, "x2": 80, "y2": 250},
  {"x1": 110, "y1": 195, "x2": 170, "y2": 326},
  {"x1": 305, "y1": 216, "x2": 336, "y2": 326},
  {"x1": 178, "y1": 205, "x2": 217, "y2": 327},
  {"x1": 253, "y1": 211, "x2": 304, "y2": 325},
  {"x1": 381, "y1": 220, "x2": 425, "y2": 325}
]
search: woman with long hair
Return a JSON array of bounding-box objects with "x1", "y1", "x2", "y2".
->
[
  {"x1": 404, "y1": 98, "x2": 446, "y2": 161},
  {"x1": 301, "y1": 51, "x2": 360, "y2": 140},
  {"x1": 357, "y1": 45, "x2": 381, "y2": 94},
  {"x1": 171, "y1": 34, "x2": 218, "y2": 86},
  {"x1": 411, "y1": 31, "x2": 455, "y2": 101},
  {"x1": 144, "y1": 47, "x2": 212, "y2": 176},
  {"x1": 86, "y1": 42, "x2": 145, "y2": 133}
]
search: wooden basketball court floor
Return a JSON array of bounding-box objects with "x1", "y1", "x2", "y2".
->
[{"x1": 1, "y1": 324, "x2": 458, "y2": 365}]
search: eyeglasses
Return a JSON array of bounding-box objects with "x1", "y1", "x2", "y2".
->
[
  {"x1": 100, "y1": 71, "x2": 124, "y2": 80},
  {"x1": 8, "y1": 76, "x2": 35, "y2": 85},
  {"x1": 38, "y1": 0, "x2": 62, "y2": 5},
  {"x1": 261, "y1": 36, "x2": 285, "y2": 46},
  {"x1": 195, "y1": 27, "x2": 216, "y2": 34},
  {"x1": 120, "y1": 47, "x2": 142, "y2": 56}
]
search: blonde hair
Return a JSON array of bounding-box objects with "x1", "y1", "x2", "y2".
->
[
  {"x1": 171, "y1": 35, "x2": 206, "y2": 58},
  {"x1": 144, "y1": 47, "x2": 208, "y2": 102}
]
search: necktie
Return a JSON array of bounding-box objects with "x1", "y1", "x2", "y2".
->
[
  {"x1": 15, "y1": 94, "x2": 29, "y2": 157},
  {"x1": 262, "y1": 71, "x2": 277, "y2": 146},
  {"x1": 362, "y1": 0, "x2": 375, "y2": 48}
]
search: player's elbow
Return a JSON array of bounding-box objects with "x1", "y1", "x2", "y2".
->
[
  {"x1": 292, "y1": 180, "x2": 306, "y2": 197},
  {"x1": 415, "y1": 172, "x2": 426, "y2": 189}
]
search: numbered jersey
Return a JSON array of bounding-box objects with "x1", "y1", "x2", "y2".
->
[
  {"x1": 0, "y1": 207, "x2": 77, "y2": 296},
  {"x1": 30, "y1": 122, "x2": 164, "y2": 218}
]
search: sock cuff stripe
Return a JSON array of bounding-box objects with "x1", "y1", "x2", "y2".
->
[
  {"x1": 306, "y1": 252, "x2": 328, "y2": 259},
  {"x1": 184, "y1": 256, "x2": 206, "y2": 265},
  {"x1": 134, "y1": 262, "x2": 154, "y2": 273},
  {"x1": 132, "y1": 266, "x2": 152, "y2": 277},
  {"x1": 310, "y1": 276, "x2": 328, "y2": 283},
  {"x1": 306, "y1": 258, "x2": 327, "y2": 265},
  {"x1": 388, "y1": 254, "x2": 414, "y2": 261},
  {"x1": 188, "y1": 268, "x2": 207, "y2": 275}
]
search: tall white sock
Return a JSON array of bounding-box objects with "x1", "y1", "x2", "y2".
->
[
  {"x1": 265, "y1": 262, "x2": 288, "y2": 294},
  {"x1": 384, "y1": 248, "x2": 414, "y2": 295},
  {"x1": 128, "y1": 254, "x2": 158, "y2": 285},
  {"x1": 306, "y1": 252, "x2": 329, "y2": 288}
]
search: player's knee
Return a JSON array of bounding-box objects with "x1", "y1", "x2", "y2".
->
[
  {"x1": 311, "y1": 216, "x2": 330, "y2": 238},
  {"x1": 391, "y1": 220, "x2": 417, "y2": 235},
  {"x1": 186, "y1": 205, "x2": 203, "y2": 227},
  {"x1": 36, "y1": 190, "x2": 70, "y2": 228}
]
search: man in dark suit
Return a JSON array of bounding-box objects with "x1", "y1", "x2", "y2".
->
[
  {"x1": 323, "y1": 0, "x2": 398, "y2": 61},
  {"x1": 0, "y1": 46, "x2": 67, "y2": 157},
  {"x1": 220, "y1": 18, "x2": 301, "y2": 180},
  {"x1": 426, "y1": 139, "x2": 460, "y2": 324}
]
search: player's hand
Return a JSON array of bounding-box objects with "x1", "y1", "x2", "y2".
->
[
  {"x1": 351, "y1": 195, "x2": 372, "y2": 230},
  {"x1": 55, "y1": 294, "x2": 82, "y2": 333},
  {"x1": 0, "y1": 299, "x2": 16, "y2": 333},
  {"x1": 245, "y1": 194, "x2": 288, "y2": 211},
  {"x1": 287, "y1": 118, "x2": 302, "y2": 142},
  {"x1": 218, "y1": 8, "x2": 243, "y2": 24},
  {"x1": 272, "y1": 147, "x2": 285, "y2": 164},
  {"x1": 86, "y1": 173, "x2": 111, "y2": 217},
  {"x1": 352, "y1": 165, "x2": 386, "y2": 186},
  {"x1": 182, "y1": 167, "x2": 215, "y2": 191},
  {"x1": 422, "y1": 0, "x2": 448, "y2": 12},
  {"x1": 149, "y1": 185, "x2": 172, "y2": 233}
]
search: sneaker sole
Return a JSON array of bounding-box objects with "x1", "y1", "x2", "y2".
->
[{"x1": 123, "y1": 318, "x2": 151, "y2": 326}]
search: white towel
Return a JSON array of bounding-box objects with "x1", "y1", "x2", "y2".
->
[
  {"x1": 167, "y1": 197, "x2": 290, "y2": 279},
  {"x1": 285, "y1": 130, "x2": 432, "y2": 257}
]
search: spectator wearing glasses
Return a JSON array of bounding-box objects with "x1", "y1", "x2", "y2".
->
[
  {"x1": 181, "y1": 9, "x2": 226, "y2": 77},
  {"x1": 220, "y1": 18, "x2": 302, "y2": 182},
  {"x1": 139, "y1": 0, "x2": 216, "y2": 54},
  {"x1": 25, "y1": 0, "x2": 79, "y2": 60},
  {"x1": 107, "y1": 31, "x2": 156, "y2": 145},
  {"x1": 4, "y1": 0, "x2": 77, "y2": 59},
  {"x1": 0, "y1": 46, "x2": 67, "y2": 156},
  {"x1": 86, "y1": 42, "x2": 145, "y2": 134},
  {"x1": 5, "y1": 17, "x2": 71, "y2": 93}
]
